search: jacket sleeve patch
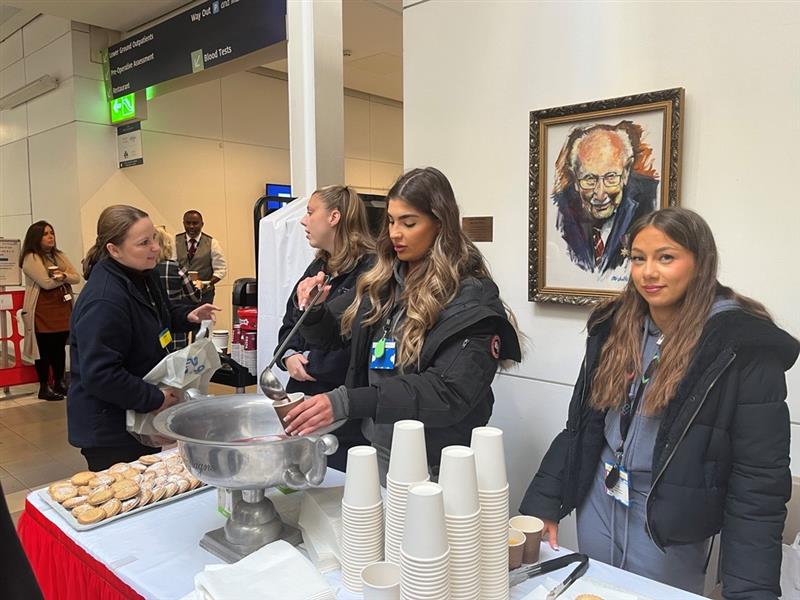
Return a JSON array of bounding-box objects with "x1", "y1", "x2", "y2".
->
[{"x1": 490, "y1": 334, "x2": 501, "y2": 359}]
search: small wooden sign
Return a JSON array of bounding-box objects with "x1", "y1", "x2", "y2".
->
[{"x1": 461, "y1": 217, "x2": 493, "y2": 242}]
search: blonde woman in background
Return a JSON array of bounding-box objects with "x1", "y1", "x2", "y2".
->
[
  {"x1": 20, "y1": 221, "x2": 80, "y2": 400},
  {"x1": 154, "y1": 226, "x2": 202, "y2": 351},
  {"x1": 275, "y1": 185, "x2": 375, "y2": 470}
]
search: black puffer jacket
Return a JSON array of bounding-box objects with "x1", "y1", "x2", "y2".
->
[
  {"x1": 275, "y1": 255, "x2": 373, "y2": 395},
  {"x1": 301, "y1": 275, "x2": 522, "y2": 467},
  {"x1": 520, "y1": 309, "x2": 799, "y2": 600}
]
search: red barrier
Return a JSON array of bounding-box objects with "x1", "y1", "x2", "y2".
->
[{"x1": 0, "y1": 290, "x2": 39, "y2": 387}]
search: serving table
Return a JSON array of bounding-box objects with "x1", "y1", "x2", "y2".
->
[{"x1": 18, "y1": 470, "x2": 704, "y2": 600}]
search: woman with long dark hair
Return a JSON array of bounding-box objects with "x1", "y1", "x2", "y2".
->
[
  {"x1": 284, "y1": 168, "x2": 522, "y2": 481},
  {"x1": 69, "y1": 205, "x2": 218, "y2": 470},
  {"x1": 275, "y1": 185, "x2": 375, "y2": 470},
  {"x1": 20, "y1": 221, "x2": 80, "y2": 400},
  {"x1": 521, "y1": 207, "x2": 797, "y2": 598}
]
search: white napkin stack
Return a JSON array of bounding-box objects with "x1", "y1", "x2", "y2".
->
[{"x1": 193, "y1": 540, "x2": 336, "y2": 600}]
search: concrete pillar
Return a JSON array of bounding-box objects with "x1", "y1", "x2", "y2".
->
[{"x1": 286, "y1": 0, "x2": 345, "y2": 198}]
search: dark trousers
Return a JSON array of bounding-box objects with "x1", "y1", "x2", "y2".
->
[
  {"x1": 80, "y1": 442, "x2": 161, "y2": 471},
  {"x1": 34, "y1": 331, "x2": 68, "y2": 387}
]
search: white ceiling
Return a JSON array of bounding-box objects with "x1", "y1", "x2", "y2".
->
[
  {"x1": 1, "y1": 0, "x2": 402, "y2": 101},
  {"x1": 1, "y1": 1, "x2": 192, "y2": 33}
]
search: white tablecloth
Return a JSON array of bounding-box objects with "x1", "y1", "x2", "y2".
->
[{"x1": 26, "y1": 471, "x2": 704, "y2": 600}]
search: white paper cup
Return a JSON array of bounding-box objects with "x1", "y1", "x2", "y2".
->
[
  {"x1": 387, "y1": 420, "x2": 428, "y2": 483},
  {"x1": 471, "y1": 426, "x2": 508, "y2": 491},
  {"x1": 401, "y1": 482, "x2": 449, "y2": 559},
  {"x1": 438, "y1": 445, "x2": 480, "y2": 516},
  {"x1": 361, "y1": 561, "x2": 401, "y2": 600},
  {"x1": 344, "y1": 446, "x2": 382, "y2": 507}
]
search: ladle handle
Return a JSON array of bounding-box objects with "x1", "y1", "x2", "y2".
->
[{"x1": 267, "y1": 275, "x2": 332, "y2": 370}]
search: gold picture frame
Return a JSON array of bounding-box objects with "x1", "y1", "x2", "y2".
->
[{"x1": 529, "y1": 88, "x2": 684, "y2": 305}]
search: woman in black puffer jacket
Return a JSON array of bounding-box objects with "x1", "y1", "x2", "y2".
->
[
  {"x1": 275, "y1": 185, "x2": 375, "y2": 470},
  {"x1": 521, "y1": 208, "x2": 798, "y2": 599}
]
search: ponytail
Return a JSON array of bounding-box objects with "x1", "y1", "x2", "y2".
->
[{"x1": 83, "y1": 205, "x2": 149, "y2": 279}]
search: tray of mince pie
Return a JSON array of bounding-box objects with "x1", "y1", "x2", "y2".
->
[{"x1": 38, "y1": 450, "x2": 208, "y2": 531}]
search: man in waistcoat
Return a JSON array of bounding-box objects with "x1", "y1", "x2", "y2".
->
[{"x1": 175, "y1": 210, "x2": 227, "y2": 305}]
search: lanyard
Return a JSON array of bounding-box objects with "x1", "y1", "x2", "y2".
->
[
  {"x1": 604, "y1": 334, "x2": 663, "y2": 491},
  {"x1": 375, "y1": 309, "x2": 402, "y2": 356},
  {"x1": 143, "y1": 279, "x2": 164, "y2": 326},
  {"x1": 616, "y1": 334, "x2": 664, "y2": 461}
]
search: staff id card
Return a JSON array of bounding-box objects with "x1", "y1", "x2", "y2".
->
[
  {"x1": 370, "y1": 338, "x2": 396, "y2": 370},
  {"x1": 159, "y1": 328, "x2": 173, "y2": 349},
  {"x1": 604, "y1": 461, "x2": 630, "y2": 507}
]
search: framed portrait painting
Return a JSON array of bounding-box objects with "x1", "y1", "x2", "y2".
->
[{"x1": 529, "y1": 87, "x2": 684, "y2": 304}]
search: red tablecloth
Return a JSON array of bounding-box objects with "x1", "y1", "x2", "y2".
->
[{"x1": 18, "y1": 499, "x2": 144, "y2": 600}]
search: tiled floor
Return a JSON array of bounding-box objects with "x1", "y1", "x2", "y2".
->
[
  {"x1": 1, "y1": 382, "x2": 254, "y2": 527},
  {"x1": 0, "y1": 384, "x2": 83, "y2": 526}
]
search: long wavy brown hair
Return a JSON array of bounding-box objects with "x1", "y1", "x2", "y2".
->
[
  {"x1": 589, "y1": 208, "x2": 771, "y2": 414},
  {"x1": 340, "y1": 167, "x2": 493, "y2": 369},
  {"x1": 313, "y1": 185, "x2": 374, "y2": 275}
]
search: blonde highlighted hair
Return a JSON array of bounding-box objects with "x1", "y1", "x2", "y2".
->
[
  {"x1": 589, "y1": 208, "x2": 771, "y2": 414},
  {"x1": 341, "y1": 167, "x2": 495, "y2": 369},
  {"x1": 154, "y1": 226, "x2": 174, "y2": 262},
  {"x1": 313, "y1": 185, "x2": 375, "y2": 275}
]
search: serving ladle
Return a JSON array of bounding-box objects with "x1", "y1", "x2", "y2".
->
[{"x1": 259, "y1": 275, "x2": 332, "y2": 403}]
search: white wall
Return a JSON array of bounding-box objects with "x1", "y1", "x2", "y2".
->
[
  {"x1": 1, "y1": 15, "x2": 403, "y2": 334},
  {"x1": 403, "y1": 0, "x2": 800, "y2": 545}
]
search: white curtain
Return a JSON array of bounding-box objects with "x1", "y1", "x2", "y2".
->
[{"x1": 256, "y1": 197, "x2": 315, "y2": 390}]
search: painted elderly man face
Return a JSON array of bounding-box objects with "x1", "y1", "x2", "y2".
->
[{"x1": 573, "y1": 130, "x2": 631, "y2": 220}]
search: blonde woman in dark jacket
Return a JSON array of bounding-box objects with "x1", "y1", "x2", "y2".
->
[
  {"x1": 521, "y1": 208, "x2": 798, "y2": 599},
  {"x1": 21, "y1": 221, "x2": 80, "y2": 400}
]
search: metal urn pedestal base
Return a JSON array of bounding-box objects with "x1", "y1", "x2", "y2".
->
[{"x1": 200, "y1": 488, "x2": 303, "y2": 563}]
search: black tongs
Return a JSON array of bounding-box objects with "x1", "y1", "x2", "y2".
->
[{"x1": 509, "y1": 552, "x2": 590, "y2": 599}]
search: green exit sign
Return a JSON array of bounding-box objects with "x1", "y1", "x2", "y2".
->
[{"x1": 110, "y1": 93, "x2": 136, "y2": 123}]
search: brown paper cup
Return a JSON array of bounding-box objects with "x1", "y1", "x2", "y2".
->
[
  {"x1": 508, "y1": 527, "x2": 526, "y2": 570},
  {"x1": 273, "y1": 392, "x2": 305, "y2": 431},
  {"x1": 188, "y1": 271, "x2": 199, "y2": 281},
  {"x1": 509, "y1": 515, "x2": 544, "y2": 564}
]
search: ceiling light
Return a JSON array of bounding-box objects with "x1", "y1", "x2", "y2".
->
[{"x1": 0, "y1": 75, "x2": 59, "y2": 110}]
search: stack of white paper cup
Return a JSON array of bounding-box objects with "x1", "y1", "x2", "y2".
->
[
  {"x1": 211, "y1": 330, "x2": 229, "y2": 353},
  {"x1": 471, "y1": 426, "x2": 510, "y2": 600},
  {"x1": 341, "y1": 446, "x2": 385, "y2": 592},
  {"x1": 385, "y1": 420, "x2": 430, "y2": 565},
  {"x1": 400, "y1": 482, "x2": 450, "y2": 599},
  {"x1": 438, "y1": 446, "x2": 481, "y2": 600}
]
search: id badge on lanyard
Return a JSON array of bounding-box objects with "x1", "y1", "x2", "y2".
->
[
  {"x1": 158, "y1": 328, "x2": 173, "y2": 349},
  {"x1": 604, "y1": 461, "x2": 630, "y2": 507},
  {"x1": 370, "y1": 337, "x2": 396, "y2": 370}
]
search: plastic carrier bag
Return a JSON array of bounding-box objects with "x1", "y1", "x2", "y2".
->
[
  {"x1": 126, "y1": 320, "x2": 222, "y2": 447},
  {"x1": 781, "y1": 532, "x2": 800, "y2": 599}
]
